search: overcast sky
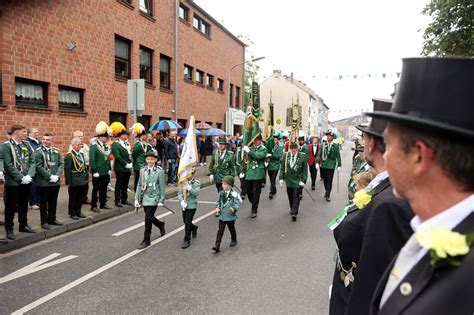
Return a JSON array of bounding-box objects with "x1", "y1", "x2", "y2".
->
[{"x1": 195, "y1": 0, "x2": 431, "y2": 121}]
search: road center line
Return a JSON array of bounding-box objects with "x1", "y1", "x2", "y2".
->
[
  {"x1": 167, "y1": 199, "x2": 217, "y2": 204},
  {"x1": 112, "y1": 212, "x2": 172, "y2": 236},
  {"x1": 11, "y1": 209, "x2": 216, "y2": 315}
]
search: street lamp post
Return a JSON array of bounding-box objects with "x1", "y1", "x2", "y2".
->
[{"x1": 227, "y1": 56, "x2": 265, "y2": 135}]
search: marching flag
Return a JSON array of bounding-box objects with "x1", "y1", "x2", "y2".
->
[{"x1": 177, "y1": 115, "x2": 199, "y2": 187}]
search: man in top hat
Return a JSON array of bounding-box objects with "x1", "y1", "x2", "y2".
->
[
  {"x1": 89, "y1": 122, "x2": 112, "y2": 213},
  {"x1": 132, "y1": 122, "x2": 151, "y2": 191},
  {"x1": 34, "y1": 132, "x2": 63, "y2": 229},
  {"x1": 110, "y1": 122, "x2": 133, "y2": 207},
  {"x1": 2, "y1": 124, "x2": 37, "y2": 240},
  {"x1": 318, "y1": 130, "x2": 341, "y2": 202},
  {"x1": 209, "y1": 138, "x2": 235, "y2": 193},
  {"x1": 331, "y1": 99, "x2": 413, "y2": 315},
  {"x1": 242, "y1": 134, "x2": 268, "y2": 218},
  {"x1": 308, "y1": 136, "x2": 321, "y2": 191},
  {"x1": 279, "y1": 142, "x2": 307, "y2": 221},
  {"x1": 369, "y1": 57, "x2": 474, "y2": 315},
  {"x1": 64, "y1": 137, "x2": 88, "y2": 220},
  {"x1": 267, "y1": 131, "x2": 284, "y2": 199}
]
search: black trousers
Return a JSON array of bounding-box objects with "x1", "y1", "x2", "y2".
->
[
  {"x1": 240, "y1": 178, "x2": 247, "y2": 196},
  {"x1": 38, "y1": 186, "x2": 60, "y2": 224},
  {"x1": 321, "y1": 168, "x2": 335, "y2": 197},
  {"x1": 81, "y1": 181, "x2": 89, "y2": 203},
  {"x1": 115, "y1": 171, "x2": 131, "y2": 203},
  {"x1": 268, "y1": 169, "x2": 278, "y2": 195},
  {"x1": 215, "y1": 220, "x2": 236, "y2": 243},
  {"x1": 215, "y1": 182, "x2": 223, "y2": 193},
  {"x1": 287, "y1": 187, "x2": 302, "y2": 216},
  {"x1": 309, "y1": 164, "x2": 318, "y2": 188},
  {"x1": 246, "y1": 179, "x2": 262, "y2": 213},
  {"x1": 144, "y1": 205, "x2": 163, "y2": 241},
  {"x1": 134, "y1": 171, "x2": 141, "y2": 192},
  {"x1": 182, "y1": 208, "x2": 197, "y2": 241},
  {"x1": 4, "y1": 184, "x2": 31, "y2": 231},
  {"x1": 91, "y1": 175, "x2": 110, "y2": 208},
  {"x1": 68, "y1": 185, "x2": 86, "y2": 217}
]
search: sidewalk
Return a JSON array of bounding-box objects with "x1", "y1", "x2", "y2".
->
[{"x1": 0, "y1": 166, "x2": 212, "y2": 253}]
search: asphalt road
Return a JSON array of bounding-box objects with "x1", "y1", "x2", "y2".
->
[{"x1": 1, "y1": 144, "x2": 353, "y2": 314}]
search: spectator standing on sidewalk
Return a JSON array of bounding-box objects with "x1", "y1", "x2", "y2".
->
[
  {"x1": 64, "y1": 137, "x2": 88, "y2": 220},
  {"x1": 110, "y1": 122, "x2": 133, "y2": 207},
  {"x1": 69, "y1": 130, "x2": 90, "y2": 205},
  {"x1": 164, "y1": 132, "x2": 178, "y2": 186}
]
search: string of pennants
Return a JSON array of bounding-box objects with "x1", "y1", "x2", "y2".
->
[
  {"x1": 310, "y1": 72, "x2": 401, "y2": 81},
  {"x1": 330, "y1": 108, "x2": 372, "y2": 113}
]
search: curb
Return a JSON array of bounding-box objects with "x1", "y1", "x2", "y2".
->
[{"x1": 0, "y1": 179, "x2": 212, "y2": 254}]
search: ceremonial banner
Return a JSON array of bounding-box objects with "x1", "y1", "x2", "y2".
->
[
  {"x1": 242, "y1": 82, "x2": 261, "y2": 146},
  {"x1": 177, "y1": 115, "x2": 198, "y2": 186}
]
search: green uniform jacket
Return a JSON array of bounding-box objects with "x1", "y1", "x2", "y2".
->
[
  {"x1": 34, "y1": 146, "x2": 63, "y2": 187},
  {"x1": 318, "y1": 142, "x2": 341, "y2": 170},
  {"x1": 216, "y1": 189, "x2": 240, "y2": 222},
  {"x1": 111, "y1": 141, "x2": 132, "y2": 173},
  {"x1": 209, "y1": 149, "x2": 235, "y2": 183},
  {"x1": 279, "y1": 151, "x2": 308, "y2": 188},
  {"x1": 64, "y1": 151, "x2": 88, "y2": 186},
  {"x1": 234, "y1": 147, "x2": 244, "y2": 175},
  {"x1": 89, "y1": 143, "x2": 111, "y2": 176},
  {"x1": 268, "y1": 143, "x2": 283, "y2": 171},
  {"x1": 299, "y1": 143, "x2": 309, "y2": 161},
  {"x1": 132, "y1": 141, "x2": 149, "y2": 172},
  {"x1": 135, "y1": 166, "x2": 165, "y2": 206},
  {"x1": 2, "y1": 139, "x2": 36, "y2": 186},
  {"x1": 178, "y1": 179, "x2": 201, "y2": 209},
  {"x1": 245, "y1": 145, "x2": 268, "y2": 181}
]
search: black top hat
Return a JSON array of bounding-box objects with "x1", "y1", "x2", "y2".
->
[
  {"x1": 356, "y1": 98, "x2": 392, "y2": 138},
  {"x1": 367, "y1": 57, "x2": 474, "y2": 138}
]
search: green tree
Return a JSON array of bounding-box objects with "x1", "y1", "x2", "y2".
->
[
  {"x1": 421, "y1": 0, "x2": 474, "y2": 56},
  {"x1": 237, "y1": 34, "x2": 260, "y2": 111}
]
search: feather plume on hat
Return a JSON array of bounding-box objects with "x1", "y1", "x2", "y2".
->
[
  {"x1": 95, "y1": 121, "x2": 110, "y2": 137},
  {"x1": 131, "y1": 122, "x2": 146, "y2": 137},
  {"x1": 110, "y1": 121, "x2": 128, "y2": 137}
]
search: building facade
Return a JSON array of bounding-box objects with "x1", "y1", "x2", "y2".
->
[{"x1": 0, "y1": 0, "x2": 245, "y2": 151}]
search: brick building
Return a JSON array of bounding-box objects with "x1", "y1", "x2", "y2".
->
[{"x1": 0, "y1": 0, "x2": 245, "y2": 152}]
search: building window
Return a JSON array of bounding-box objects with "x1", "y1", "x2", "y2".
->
[
  {"x1": 139, "y1": 46, "x2": 153, "y2": 84},
  {"x1": 119, "y1": 0, "x2": 131, "y2": 4},
  {"x1": 184, "y1": 64, "x2": 193, "y2": 81},
  {"x1": 179, "y1": 3, "x2": 189, "y2": 21},
  {"x1": 216, "y1": 123, "x2": 222, "y2": 130},
  {"x1": 207, "y1": 74, "x2": 214, "y2": 88},
  {"x1": 15, "y1": 77, "x2": 48, "y2": 108},
  {"x1": 160, "y1": 54, "x2": 171, "y2": 89},
  {"x1": 177, "y1": 118, "x2": 187, "y2": 129},
  {"x1": 115, "y1": 35, "x2": 131, "y2": 79},
  {"x1": 193, "y1": 14, "x2": 210, "y2": 36},
  {"x1": 196, "y1": 69, "x2": 204, "y2": 85},
  {"x1": 59, "y1": 85, "x2": 84, "y2": 112},
  {"x1": 217, "y1": 79, "x2": 224, "y2": 92},
  {"x1": 235, "y1": 86, "x2": 240, "y2": 108},
  {"x1": 229, "y1": 83, "x2": 233, "y2": 106},
  {"x1": 206, "y1": 121, "x2": 213, "y2": 128},
  {"x1": 139, "y1": 0, "x2": 153, "y2": 16},
  {"x1": 138, "y1": 115, "x2": 152, "y2": 131},
  {"x1": 110, "y1": 111, "x2": 127, "y2": 125}
]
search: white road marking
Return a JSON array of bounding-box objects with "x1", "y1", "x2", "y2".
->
[
  {"x1": 112, "y1": 212, "x2": 172, "y2": 236},
  {"x1": 0, "y1": 253, "x2": 78, "y2": 284},
  {"x1": 167, "y1": 199, "x2": 216, "y2": 204},
  {"x1": 12, "y1": 209, "x2": 216, "y2": 315}
]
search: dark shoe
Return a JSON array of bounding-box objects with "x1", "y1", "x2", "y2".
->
[
  {"x1": 326, "y1": 196, "x2": 331, "y2": 202},
  {"x1": 6, "y1": 230, "x2": 15, "y2": 240},
  {"x1": 212, "y1": 242, "x2": 221, "y2": 253},
  {"x1": 19, "y1": 226, "x2": 36, "y2": 233},
  {"x1": 230, "y1": 240, "x2": 237, "y2": 247},
  {"x1": 192, "y1": 226, "x2": 198, "y2": 238},
  {"x1": 159, "y1": 221, "x2": 166, "y2": 237},
  {"x1": 41, "y1": 223, "x2": 50, "y2": 230},
  {"x1": 137, "y1": 240, "x2": 150, "y2": 250},
  {"x1": 251, "y1": 212, "x2": 257, "y2": 218},
  {"x1": 181, "y1": 240, "x2": 190, "y2": 249},
  {"x1": 241, "y1": 195, "x2": 246, "y2": 200},
  {"x1": 91, "y1": 207, "x2": 101, "y2": 213},
  {"x1": 49, "y1": 220, "x2": 63, "y2": 226},
  {"x1": 78, "y1": 213, "x2": 86, "y2": 218},
  {"x1": 269, "y1": 194, "x2": 273, "y2": 199},
  {"x1": 115, "y1": 202, "x2": 123, "y2": 208},
  {"x1": 100, "y1": 205, "x2": 112, "y2": 210},
  {"x1": 311, "y1": 187, "x2": 315, "y2": 191},
  {"x1": 71, "y1": 215, "x2": 79, "y2": 220},
  {"x1": 82, "y1": 200, "x2": 90, "y2": 204},
  {"x1": 292, "y1": 215, "x2": 297, "y2": 221},
  {"x1": 122, "y1": 201, "x2": 132, "y2": 206}
]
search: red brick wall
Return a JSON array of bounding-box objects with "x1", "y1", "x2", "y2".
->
[{"x1": 0, "y1": 0, "x2": 245, "y2": 153}]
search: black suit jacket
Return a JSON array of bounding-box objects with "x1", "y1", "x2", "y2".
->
[{"x1": 370, "y1": 212, "x2": 474, "y2": 315}]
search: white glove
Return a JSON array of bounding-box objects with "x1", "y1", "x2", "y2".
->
[
  {"x1": 239, "y1": 172, "x2": 245, "y2": 179},
  {"x1": 266, "y1": 153, "x2": 272, "y2": 158},
  {"x1": 316, "y1": 164, "x2": 320, "y2": 171},
  {"x1": 209, "y1": 175, "x2": 214, "y2": 183},
  {"x1": 49, "y1": 175, "x2": 59, "y2": 183},
  {"x1": 242, "y1": 146, "x2": 250, "y2": 153},
  {"x1": 0, "y1": 171, "x2": 4, "y2": 181},
  {"x1": 93, "y1": 173, "x2": 100, "y2": 178},
  {"x1": 337, "y1": 166, "x2": 341, "y2": 171},
  {"x1": 180, "y1": 200, "x2": 187, "y2": 209},
  {"x1": 157, "y1": 203, "x2": 164, "y2": 207},
  {"x1": 299, "y1": 181, "x2": 305, "y2": 187},
  {"x1": 21, "y1": 175, "x2": 32, "y2": 184},
  {"x1": 125, "y1": 163, "x2": 133, "y2": 169},
  {"x1": 279, "y1": 179, "x2": 284, "y2": 187},
  {"x1": 134, "y1": 200, "x2": 141, "y2": 208},
  {"x1": 108, "y1": 170, "x2": 112, "y2": 176}
]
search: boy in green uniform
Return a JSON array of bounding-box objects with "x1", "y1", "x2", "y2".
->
[
  {"x1": 34, "y1": 133, "x2": 64, "y2": 229},
  {"x1": 3, "y1": 125, "x2": 36, "y2": 240},
  {"x1": 209, "y1": 138, "x2": 235, "y2": 193},
  {"x1": 65, "y1": 137, "x2": 88, "y2": 220},
  {"x1": 89, "y1": 122, "x2": 112, "y2": 212},
  {"x1": 134, "y1": 151, "x2": 166, "y2": 250},
  {"x1": 110, "y1": 122, "x2": 133, "y2": 207},
  {"x1": 131, "y1": 122, "x2": 150, "y2": 191},
  {"x1": 279, "y1": 142, "x2": 308, "y2": 221},
  {"x1": 177, "y1": 167, "x2": 200, "y2": 249},
  {"x1": 267, "y1": 131, "x2": 283, "y2": 199},
  {"x1": 318, "y1": 131, "x2": 341, "y2": 202},
  {"x1": 212, "y1": 176, "x2": 241, "y2": 253}
]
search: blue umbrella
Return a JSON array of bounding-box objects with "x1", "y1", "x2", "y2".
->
[
  {"x1": 149, "y1": 120, "x2": 182, "y2": 131},
  {"x1": 178, "y1": 128, "x2": 202, "y2": 137},
  {"x1": 205, "y1": 128, "x2": 226, "y2": 137}
]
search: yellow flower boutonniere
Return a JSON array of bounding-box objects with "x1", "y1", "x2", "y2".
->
[
  {"x1": 53, "y1": 150, "x2": 59, "y2": 155},
  {"x1": 21, "y1": 147, "x2": 28, "y2": 152},
  {"x1": 353, "y1": 189, "x2": 372, "y2": 209},
  {"x1": 416, "y1": 228, "x2": 473, "y2": 268}
]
